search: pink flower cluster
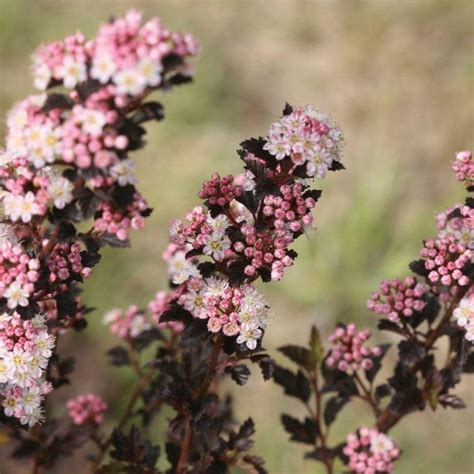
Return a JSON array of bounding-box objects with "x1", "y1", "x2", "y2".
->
[
  {"x1": 93, "y1": 192, "x2": 148, "y2": 241},
  {"x1": 170, "y1": 106, "x2": 342, "y2": 286},
  {"x1": 421, "y1": 237, "x2": 471, "y2": 287},
  {"x1": 6, "y1": 93, "x2": 59, "y2": 166},
  {"x1": 436, "y1": 204, "x2": 473, "y2": 250},
  {"x1": 153, "y1": 105, "x2": 344, "y2": 345},
  {"x1": 262, "y1": 183, "x2": 316, "y2": 233},
  {"x1": 326, "y1": 323, "x2": 382, "y2": 373},
  {"x1": 33, "y1": 10, "x2": 198, "y2": 98},
  {"x1": 0, "y1": 154, "x2": 85, "y2": 223},
  {"x1": 46, "y1": 241, "x2": 91, "y2": 282},
  {"x1": 170, "y1": 205, "x2": 297, "y2": 281},
  {"x1": 6, "y1": 94, "x2": 128, "y2": 171},
  {"x1": 148, "y1": 290, "x2": 184, "y2": 333},
  {"x1": 177, "y1": 277, "x2": 269, "y2": 349},
  {"x1": 198, "y1": 173, "x2": 242, "y2": 207},
  {"x1": 0, "y1": 10, "x2": 198, "y2": 429},
  {"x1": 170, "y1": 205, "x2": 212, "y2": 249},
  {"x1": 0, "y1": 312, "x2": 55, "y2": 426},
  {"x1": 343, "y1": 427, "x2": 399, "y2": 473},
  {"x1": 0, "y1": 240, "x2": 40, "y2": 309},
  {"x1": 1, "y1": 157, "x2": 48, "y2": 221},
  {"x1": 67, "y1": 393, "x2": 108, "y2": 426},
  {"x1": 452, "y1": 151, "x2": 473, "y2": 185},
  {"x1": 236, "y1": 223, "x2": 294, "y2": 280},
  {"x1": 56, "y1": 105, "x2": 128, "y2": 169},
  {"x1": 33, "y1": 32, "x2": 87, "y2": 90},
  {"x1": 1, "y1": 9, "x2": 198, "y2": 247},
  {"x1": 103, "y1": 305, "x2": 151, "y2": 339},
  {"x1": 367, "y1": 277, "x2": 427, "y2": 323},
  {"x1": 263, "y1": 105, "x2": 343, "y2": 178}
]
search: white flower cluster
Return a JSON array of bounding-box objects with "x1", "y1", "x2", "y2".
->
[
  {"x1": 0, "y1": 313, "x2": 55, "y2": 426},
  {"x1": 103, "y1": 58, "x2": 163, "y2": 97},
  {"x1": 202, "y1": 214, "x2": 232, "y2": 262},
  {"x1": 3, "y1": 191, "x2": 41, "y2": 224},
  {"x1": 6, "y1": 94, "x2": 58, "y2": 166},
  {"x1": 167, "y1": 212, "x2": 233, "y2": 284},
  {"x1": 263, "y1": 105, "x2": 343, "y2": 179}
]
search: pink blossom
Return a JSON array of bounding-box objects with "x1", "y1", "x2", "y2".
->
[{"x1": 67, "y1": 393, "x2": 107, "y2": 426}]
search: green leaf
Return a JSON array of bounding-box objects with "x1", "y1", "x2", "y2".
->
[{"x1": 309, "y1": 325, "x2": 324, "y2": 365}]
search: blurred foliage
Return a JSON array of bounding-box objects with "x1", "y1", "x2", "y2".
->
[{"x1": 0, "y1": 0, "x2": 473, "y2": 472}]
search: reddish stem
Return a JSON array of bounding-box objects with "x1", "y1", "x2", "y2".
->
[
  {"x1": 176, "y1": 335, "x2": 223, "y2": 473},
  {"x1": 376, "y1": 284, "x2": 471, "y2": 432},
  {"x1": 308, "y1": 368, "x2": 333, "y2": 474}
]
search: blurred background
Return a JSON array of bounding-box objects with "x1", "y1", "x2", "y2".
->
[{"x1": 0, "y1": 0, "x2": 473, "y2": 472}]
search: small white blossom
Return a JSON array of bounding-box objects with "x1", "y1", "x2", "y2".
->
[
  {"x1": 7, "y1": 106, "x2": 28, "y2": 131},
  {"x1": 236, "y1": 323, "x2": 263, "y2": 350},
  {"x1": 167, "y1": 251, "x2": 201, "y2": 285},
  {"x1": 43, "y1": 126, "x2": 62, "y2": 157},
  {"x1": 129, "y1": 314, "x2": 151, "y2": 338},
  {"x1": 203, "y1": 277, "x2": 229, "y2": 297},
  {"x1": 103, "y1": 308, "x2": 121, "y2": 325},
  {"x1": 263, "y1": 137, "x2": 291, "y2": 160},
  {"x1": 0, "y1": 359, "x2": 9, "y2": 383},
  {"x1": 370, "y1": 432, "x2": 394, "y2": 454},
  {"x1": 137, "y1": 58, "x2": 162, "y2": 87},
  {"x1": 241, "y1": 170, "x2": 256, "y2": 191},
  {"x1": 33, "y1": 332, "x2": 55, "y2": 359},
  {"x1": 59, "y1": 56, "x2": 87, "y2": 88},
  {"x1": 20, "y1": 386, "x2": 43, "y2": 415},
  {"x1": 25, "y1": 124, "x2": 46, "y2": 149},
  {"x1": 207, "y1": 214, "x2": 230, "y2": 233},
  {"x1": 3, "y1": 191, "x2": 40, "y2": 223},
  {"x1": 79, "y1": 109, "x2": 107, "y2": 137},
  {"x1": 454, "y1": 297, "x2": 474, "y2": 327},
  {"x1": 33, "y1": 60, "x2": 51, "y2": 90},
  {"x1": 113, "y1": 68, "x2": 146, "y2": 96},
  {"x1": 48, "y1": 177, "x2": 74, "y2": 209},
  {"x1": 7, "y1": 347, "x2": 32, "y2": 377},
  {"x1": 110, "y1": 159, "x2": 136, "y2": 186},
  {"x1": 182, "y1": 288, "x2": 206, "y2": 315},
  {"x1": 306, "y1": 152, "x2": 332, "y2": 179},
  {"x1": 203, "y1": 232, "x2": 231, "y2": 261},
  {"x1": 454, "y1": 295, "x2": 474, "y2": 343},
  {"x1": 2, "y1": 394, "x2": 18, "y2": 417},
  {"x1": 20, "y1": 407, "x2": 45, "y2": 427},
  {"x1": 3, "y1": 282, "x2": 30, "y2": 309},
  {"x1": 91, "y1": 54, "x2": 117, "y2": 84}
]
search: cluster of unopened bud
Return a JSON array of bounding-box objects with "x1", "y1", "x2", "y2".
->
[
  {"x1": 326, "y1": 323, "x2": 382, "y2": 373},
  {"x1": 198, "y1": 173, "x2": 241, "y2": 207},
  {"x1": 367, "y1": 277, "x2": 427, "y2": 322},
  {"x1": 421, "y1": 237, "x2": 471, "y2": 287}
]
